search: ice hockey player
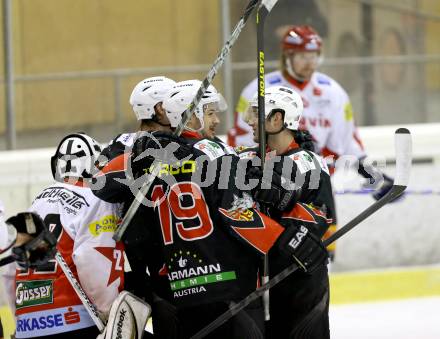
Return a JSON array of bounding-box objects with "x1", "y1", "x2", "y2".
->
[
  {"x1": 14, "y1": 133, "x2": 124, "y2": 339},
  {"x1": 122, "y1": 79, "x2": 328, "y2": 338},
  {"x1": 230, "y1": 25, "x2": 399, "y2": 260},
  {"x1": 244, "y1": 86, "x2": 332, "y2": 338},
  {"x1": 93, "y1": 76, "x2": 176, "y2": 204},
  {"x1": 1, "y1": 201, "x2": 58, "y2": 339},
  {"x1": 201, "y1": 92, "x2": 227, "y2": 142}
]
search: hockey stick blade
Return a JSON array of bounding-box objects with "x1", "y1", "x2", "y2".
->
[
  {"x1": 190, "y1": 128, "x2": 412, "y2": 339},
  {"x1": 113, "y1": 0, "x2": 260, "y2": 242}
]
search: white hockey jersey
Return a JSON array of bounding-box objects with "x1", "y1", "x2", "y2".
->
[
  {"x1": 229, "y1": 70, "x2": 366, "y2": 162},
  {"x1": 15, "y1": 181, "x2": 124, "y2": 338}
]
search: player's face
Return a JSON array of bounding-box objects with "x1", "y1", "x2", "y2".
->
[
  {"x1": 246, "y1": 106, "x2": 271, "y2": 143},
  {"x1": 202, "y1": 102, "x2": 221, "y2": 139},
  {"x1": 285, "y1": 51, "x2": 319, "y2": 81}
]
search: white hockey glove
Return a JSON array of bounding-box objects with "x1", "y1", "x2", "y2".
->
[{"x1": 97, "y1": 291, "x2": 151, "y2": 339}]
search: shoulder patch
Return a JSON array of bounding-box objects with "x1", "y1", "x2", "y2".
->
[
  {"x1": 116, "y1": 133, "x2": 135, "y2": 147},
  {"x1": 311, "y1": 152, "x2": 330, "y2": 175},
  {"x1": 193, "y1": 139, "x2": 226, "y2": 160},
  {"x1": 289, "y1": 150, "x2": 316, "y2": 174},
  {"x1": 317, "y1": 75, "x2": 331, "y2": 85},
  {"x1": 344, "y1": 102, "x2": 354, "y2": 121},
  {"x1": 268, "y1": 76, "x2": 282, "y2": 85},
  {"x1": 235, "y1": 95, "x2": 250, "y2": 114}
]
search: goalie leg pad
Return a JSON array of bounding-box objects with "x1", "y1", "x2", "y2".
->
[{"x1": 98, "y1": 291, "x2": 151, "y2": 339}]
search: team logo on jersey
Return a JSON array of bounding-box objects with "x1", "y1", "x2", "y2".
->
[
  {"x1": 16, "y1": 280, "x2": 53, "y2": 309},
  {"x1": 88, "y1": 215, "x2": 119, "y2": 236},
  {"x1": 166, "y1": 250, "x2": 236, "y2": 298},
  {"x1": 218, "y1": 193, "x2": 255, "y2": 222},
  {"x1": 144, "y1": 160, "x2": 196, "y2": 177},
  {"x1": 34, "y1": 187, "x2": 90, "y2": 213}
]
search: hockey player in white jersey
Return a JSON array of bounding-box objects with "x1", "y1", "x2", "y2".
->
[{"x1": 14, "y1": 133, "x2": 124, "y2": 339}]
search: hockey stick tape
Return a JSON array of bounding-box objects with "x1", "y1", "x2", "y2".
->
[
  {"x1": 261, "y1": 0, "x2": 278, "y2": 11},
  {"x1": 394, "y1": 128, "x2": 412, "y2": 187}
]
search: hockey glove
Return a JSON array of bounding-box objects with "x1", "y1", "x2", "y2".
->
[
  {"x1": 372, "y1": 173, "x2": 403, "y2": 202},
  {"x1": 276, "y1": 220, "x2": 328, "y2": 273},
  {"x1": 358, "y1": 158, "x2": 403, "y2": 203},
  {"x1": 7, "y1": 212, "x2": 57, "y2": 270},
  {"x1": 248, "y1": 166, "x2": 301, "y2": 211}
]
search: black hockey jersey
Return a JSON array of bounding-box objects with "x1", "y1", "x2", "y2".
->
[
  {"x1": 237, "y1": 140, "x2": 335, "y2": 225},
  {"x1": 123, "y1": 134, "x2": 285, "y2": 308}
]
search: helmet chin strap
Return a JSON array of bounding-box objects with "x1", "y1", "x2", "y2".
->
[
  {"x1": 183, "y1": 116, "x2": 204, "y2": 133},
  {"x1": 285, "y1": 58, "x2": 307, "y2": 82}
]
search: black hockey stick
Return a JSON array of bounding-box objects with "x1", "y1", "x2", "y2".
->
[
  {"x1": 256, "y1": 0, "x2": 279, "y2": 321},
  {"x1": 114, "y1": 0, "x2": 262, "y2": 241},
  {"x1": 190, "y1": 128, "x2": 412, "y2": 339}
]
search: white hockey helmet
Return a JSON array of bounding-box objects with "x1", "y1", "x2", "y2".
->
[
  {"x1": 51, "y1": 132, "x2": 102, "y2": 180},
  {"x1": 162, "y1": 80, "x2": 221, "y2": 130},
  {"x1": 129, "y1": 76, "x2": 176, "y2": 120},
  {"x1": 249, "y1": 86, "x2": 303, "y2": 130}
]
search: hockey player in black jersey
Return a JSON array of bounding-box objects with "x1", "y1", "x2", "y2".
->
[
  {"x1": 243, "y1": 86, "x2": 332, "y2": 338},
  {"x1": 92, "y1": 76, "x2": 176, "y2": 338},
  {"x1": 123, "y1": 80, "x2": 327, "y2": 338},
  {"x1": 93, "y1": 76, "x2": 176, "y2": 203}
]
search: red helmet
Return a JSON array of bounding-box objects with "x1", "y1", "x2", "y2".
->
[{"x1": 281, "y1": 25, "x2": 322, "y2": 53}]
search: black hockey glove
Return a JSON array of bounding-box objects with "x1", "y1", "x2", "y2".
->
[
  {"x1": 372, "y1": 174, "x2": 403, "y2": 202},
  {"x1": 294, "y1": 130, "x2": 315, "y2": 152},
  {"x1": 248, "y1": 166, "x2": 301, "y2": 211},
  {"x1": 358, "y1": 158, "x2": 403, "y2": 203},
  {"x1": 7, "y1": 212, "x2": 57, "y2": 270},
  {"x1": 276, "y1": 219, "x2": 328, "y2": 273}
]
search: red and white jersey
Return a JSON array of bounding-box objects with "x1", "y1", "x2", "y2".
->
[
  {"x1": 15, "y1": 182, "x2": 124, "y2": 338},
  {"x1": 229, "y1": 70, "x2": 366, "y2": 161}
]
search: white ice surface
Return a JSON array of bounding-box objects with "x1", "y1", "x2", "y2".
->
[{"x1": 330, "y1": 297, "x2": 440, "y2": 339}]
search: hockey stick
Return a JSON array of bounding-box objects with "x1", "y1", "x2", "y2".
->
[
  {"x1": 335, "y1": 189, "x2": 440, "y2": 195},
  {"x1": 113, "y1": 0, "x2": 261, "y2": 242},
  {"x1": 190, "y1": 128, "x2": 412, "y2": 339},
  {"x1": 256, "y1": 0, "x2": 279, "y2": 321},
  {"x1": 55, "y1": 252, "x2": 106, "y2": 331}
]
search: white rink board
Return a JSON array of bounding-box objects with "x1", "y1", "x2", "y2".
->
[
  {"x1": 0, "y1": 123, "x2": 439, "y2": 270},
  {"x1": 332, "y1": 163, "x2": 440, "y2": 271}
]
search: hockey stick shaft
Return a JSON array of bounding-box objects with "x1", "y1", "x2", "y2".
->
[
  {"x1": 335, "y1": 189, "x2": 440, "y2": 195},
  {"x1": 0, "y1": 255, "x2": 14, "y2": 267},
  {"x1": 190, "y1": 128, "x2": 412, "y2": 339},
  {"x1": 256, "y1": 0, "x2": 279, "y2": 321},
  {"x1": 113, "y1": 0, "x2": 261, "y2": 242},
  {"x1": 55, "y1": 252, "x2": 105, "y2": 331},
  {"x1": 174, "y1": 0, "x2": 260, "y2": 136}
]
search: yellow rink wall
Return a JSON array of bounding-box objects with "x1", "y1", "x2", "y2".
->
[
  {"x1": 0, "y1": 0, "x2": 221, "y2": 134},
  {"x1": 1, "y1": 265, "x2": 440, "y2": 338},
  {"x1": 330, "y1": 265, "x2": 440, "y2": 304}
]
